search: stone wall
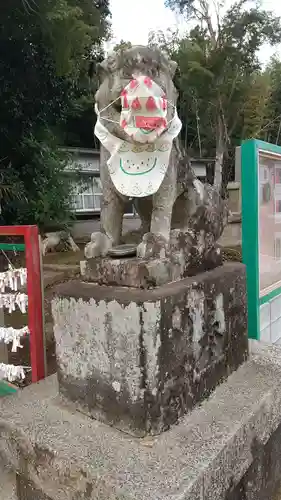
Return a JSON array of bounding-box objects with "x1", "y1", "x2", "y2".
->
[
  {"x1": 226, "y1": 423, "x2": 281, "y2": 500},
  {"x1": 2, "y1": 344, "x2": 281, "y2": 500}
]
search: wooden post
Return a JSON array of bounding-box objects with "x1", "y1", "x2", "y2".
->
[{"x1": 25, "y1": 226, "x2": 45, "y2": 382}]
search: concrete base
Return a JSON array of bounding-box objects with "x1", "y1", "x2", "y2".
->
[
  {"x1": 52, "y1": 263, "x2": 248, "y2": 436},
  {"x1": 2, "y1": 345, "x2": 281, "y2": 499}
]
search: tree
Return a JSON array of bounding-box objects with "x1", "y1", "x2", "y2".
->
[
  {"x1": 0, "y1": 0, "x2": 110, "y2": 228},
  {"x1": 263, "y1": 58, "x2": 281, "y2": 145},
  {"x1": 165, "y1": 0, "x2": 281, "y2": 190},
  {"x1": 236, "y1": 73, "x2": 271, "y2": 141},
  {"x1": 114, "y1": 40, "x2": 132, "y2": 52},
  {"x1": 148, "y1": 29, "x2": 180, "y2": 55}
]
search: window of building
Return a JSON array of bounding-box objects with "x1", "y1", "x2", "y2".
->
[
  {"x1": 259, "y1": 165, "x2": 271, "y2": 205},
  {"x1": 276, "y1": 199, "x2": 281, "y2": 214},
  {"x1": 276, "y1": 166, "x2": 281, "y2": 185},
  {"x1": 275, "y1": 236, "x2": 281, "y2": 260},
  {"x1": 260, "y1": 165, "x2": 269, "y2": 182},
  {"x1": 70, "y1": 175, "x2": 135, "y2": 215},
  {"x1": 70, "y1": 176, "x2": 102, "y2": 213}
]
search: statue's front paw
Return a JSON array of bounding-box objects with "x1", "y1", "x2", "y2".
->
[
  {"x1": 84, "y1": 232, "x2": 112, "y2": 259},
  {"x1": 137, "y1": 232, "x2": 169, "y2": 259}
]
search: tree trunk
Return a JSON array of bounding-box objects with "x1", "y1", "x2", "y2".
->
[{"x1": 214, "y1": 115, "x2": 225, "y2": 190}]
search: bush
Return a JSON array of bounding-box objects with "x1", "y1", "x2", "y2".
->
[{"x1": 0, "y1": 132, "x2": 75, "y2": 231}]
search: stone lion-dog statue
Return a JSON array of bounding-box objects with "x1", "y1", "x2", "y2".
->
[{"x1": 85, "y1": 45, "x2": 227, "y2": 270}]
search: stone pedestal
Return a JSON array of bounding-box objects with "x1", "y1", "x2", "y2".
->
[
  {"x1": 81, "y1": 229, "x2": 223, "y2": 288},
  {"x1": 52, "y1": 263, "x2": 248, "y2": 436}
]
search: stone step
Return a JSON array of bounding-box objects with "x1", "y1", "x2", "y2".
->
[{"x1": 1, "y1": 343, "x2": 281, "y2": 499}]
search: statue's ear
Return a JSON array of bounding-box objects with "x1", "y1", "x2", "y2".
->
[
  {"x1": 96, "y1": 52, "x2": 119, "y2": 81},
  {"x1": 169, "y1": 60, "x2": 177, "y2": 78}
]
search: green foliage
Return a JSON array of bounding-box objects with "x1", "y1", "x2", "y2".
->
[
  {"x1": 162, "y1": 0, "x2": 281, "y2": 186},
  {"x1": 114, "y1": 40, "x2": 132, "y2": 52},
  {"x1": 148, "y1": 28, "x2": 180, "y2": 56},
  {"x1": 165, "y1": 0, "x2": 196, "y2": 17},
  {"x1": 39, "y1": 0, "x2": 110, "y2": 77},
  {"x1": 0, "y1": 133, "x2": 74, "y2": 229},
  {"x1": 263, "y1": 58, "x2": 281, "y2": 145},
  {"x1": 238, "y1": 73, "x2": 271, "y2": 140},
  {"x1": 0, "y1": 0, "x2": 109, "y2": 227}
]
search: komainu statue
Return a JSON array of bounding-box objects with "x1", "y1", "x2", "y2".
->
[{"x1": 85, "y1": 45, "x2": 227, "y2": 275}]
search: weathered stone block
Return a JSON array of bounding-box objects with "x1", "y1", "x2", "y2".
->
[
  {"x1": 52, "y1": 263, "x2": 248, "y2": 436},
  {"x1": 2, "y1": 347, "x2": 281, "y2": 500},
  {"x1": 80, "y1": 255, "x2": 181, "y2": 288},
  {"x1": 81, "y1": 229, "x2": 223, "y2": 288},
  {"x1": 0, "y1": 458, "x2": 17, "y2": 500},
  {"x1": 17, "y1": 476, "x2": 51, "y2": 500}
]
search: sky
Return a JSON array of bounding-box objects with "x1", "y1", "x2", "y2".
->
[
  {"x1": 107, "y1": 0, "x2": 186, "y2": 50},
  {"x1": 108, "y1": 0, "x2": 281, "y2": 64}
]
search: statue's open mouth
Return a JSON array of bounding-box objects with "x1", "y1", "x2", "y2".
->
[{"x1": 135, "y1": 116, "x2": 167, "y2": 130}]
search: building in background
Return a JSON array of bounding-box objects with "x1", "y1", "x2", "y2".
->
[
  {"x1": 63, "y1": 147, "x2": 135, "y2": 217},
  {"x1": 63, "y1": 147, "x2": 214, "y2": 218},
  {"x1": 64, "y1": 147, "x2": 101, "y2": 215}
]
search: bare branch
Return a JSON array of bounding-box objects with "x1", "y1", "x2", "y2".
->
[{"x1": 22, "y1": 0, "x2": 38, "y2": 14}]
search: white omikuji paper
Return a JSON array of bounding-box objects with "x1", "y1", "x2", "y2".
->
[
  {"x1": 0, "y1": 362, "x2": 26, "y2": 382},
  {"x1": 0, "y1": 293, "x2": 28, "y2": 314},
  {"x1": 0, "y1": 266, "x2": 27, "y2": 293},
  {"x1": 0, "y1": 326, "x2": 29, "y2": 352},
  {"x1": 0, "y1": 267, "x2": 29, "y2": 383}
]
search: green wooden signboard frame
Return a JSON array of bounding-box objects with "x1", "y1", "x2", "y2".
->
[{"x1": 241, "y1": 139, "x2": 281, "y2": 341}]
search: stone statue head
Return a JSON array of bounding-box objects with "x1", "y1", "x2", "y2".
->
[{"x1": 95, "y1": 45, "x2": 178, "y2": 143}]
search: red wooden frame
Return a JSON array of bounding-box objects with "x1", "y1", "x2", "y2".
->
[{"x1": 0, "y1": 225, "x2": 45, "y2": 383}]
